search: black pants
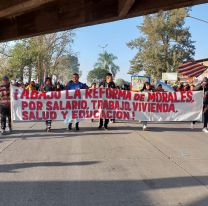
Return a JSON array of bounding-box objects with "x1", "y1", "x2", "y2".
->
[
  {"x1": 99, "y1": 119, "x2": 109, "y2": 127},
  {"x1": 0, "y1": 106, "x2": 11, "y2": 130},
  {"x1": 204, "y1": 112, "x2": 208, "y2": 128}
]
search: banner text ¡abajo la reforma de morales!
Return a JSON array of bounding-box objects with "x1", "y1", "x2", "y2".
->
[{"x1": 11, "y1": 86, "x2": 203, "y2": 122}]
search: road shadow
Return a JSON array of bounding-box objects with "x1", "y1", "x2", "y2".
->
[
  {"x1": 13, "y1": 125, "x2": 202, "y2": 133},
  {"x1": 144, "y1": 126, "x2": 202, "y2": 132},
  {"x1": 0, "y1": 176, "x2": 208, "y2": 206},
  {"x1": 0, "y1": 125, "x2": 203, "y2": 140},
  {"x1": 0, "y1": 130, "x2": 131, "y2": 139},
  {"x1": 0, "y1": 161, "x2": 100, "y2": 173},
  {"x1": 13, "y1": 126, "x2": 137, "y2": 134}
]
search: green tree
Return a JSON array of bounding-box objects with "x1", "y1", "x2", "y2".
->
[
  {"x1": 87, "y1": 68, "x2": 108, "y2": 84},
  {"x1": 0, "y1": 43, "x2": 10, "y2": 79},
  {"x1": 29, "y1": 31, "x2": 75, "y2": 83},
  {"x1": 127, "y1": 8, "x2": 195, "y2": 80},
  {"x1": 115, "y1": 78, "x2": 130, "y2": 86},
  {"x1": 94, "y1": 51, "x2": 120, "y2": 77},
  {"x1": 8, "y1": 40, "x2": 34, "y2": 81},
  {"x1": 8, "y1": 31, "x2": 75, "y2": 83},
  {"x1": 55, "y1": 54, "x2": 81, "y2": 82}
]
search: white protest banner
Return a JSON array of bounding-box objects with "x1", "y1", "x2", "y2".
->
[{"x1": 11, "y1": 86, "x2": 203, "y2": 122}]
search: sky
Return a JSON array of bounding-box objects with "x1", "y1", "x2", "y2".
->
[{"x1": 72, "y1": 3, "x2": 208, "y2": 83}]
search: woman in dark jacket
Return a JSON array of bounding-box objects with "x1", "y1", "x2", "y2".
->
[
  {"x1": 140, "y1": 82, "x2": 154, "y2": 131},
  {"x1": 98, "y1": 73, "x2": 116, "y2": 130},
  {"x1": 44, "y1": 77, "x2": 54, "y2": 132}
]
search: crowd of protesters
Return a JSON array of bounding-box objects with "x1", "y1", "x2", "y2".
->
[{"x1": 0, "y1": 72, "x2": 207, "y2": 135}]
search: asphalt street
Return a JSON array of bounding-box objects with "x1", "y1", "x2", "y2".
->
[{"x1": 0, "y1": 120, "x2": 207, "y2": 206}]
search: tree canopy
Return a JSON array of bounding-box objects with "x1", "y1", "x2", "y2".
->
[
  {"x1": 87, "y1": 51, "x2": 120, "y2": 84},
  {"x1": 94, "y1": 51, "x2": 120, "y2": 77},
  {"x1": 127, "y1": 8, "x2": 195, "y2": 80},
  {"x1": 2, "y1": 31, "x2": 78, "y2": 83},
  {"x1": 87, "y1": 68, "x2": 108, "y2": 84},
  {"x1": 115, "y1": 78, "x2": 130, "y2": 86}
]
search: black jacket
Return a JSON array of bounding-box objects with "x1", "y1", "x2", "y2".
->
[
  {"x1": 44, "y1": 84, "x2": 53, "y2": 92},
  {"x1": 195, "y1": 83, "x2": 208, "y2": 105},
  {"x1": 99, "y1": 81, "x2": 116, "y2": 89}
]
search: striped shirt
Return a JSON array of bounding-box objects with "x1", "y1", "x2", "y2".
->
[{"x1": 0, "y1": 84, "x2": 10, "y2": 107}]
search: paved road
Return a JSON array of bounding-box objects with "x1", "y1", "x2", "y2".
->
[{"x1": 0, "y1": 120, "x2": 208, "y2": 206}]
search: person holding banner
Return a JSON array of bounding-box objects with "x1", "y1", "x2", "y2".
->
[
  {"x1": 44, "y1": 77, "x2": 54, "y2": 132},
  {"x1": 140, "y1": 82, "x2": 154, "y2": 131},
  {"x1": 66, "y1": 73, "x2": 87, "y2": 131},
  {"x1": 195, "y1": 77, "x2": 208, "y2": 133},
  {"x1": 98, "y1": 73, "x2": 116, "y2": 130},
  {"x1": 0, "y1": 76, "x2": 12, "y2": 135}
]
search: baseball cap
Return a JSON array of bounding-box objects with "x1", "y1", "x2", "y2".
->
[{"x1": 2, "y1": 76, "x2": 9, "y2": 81}]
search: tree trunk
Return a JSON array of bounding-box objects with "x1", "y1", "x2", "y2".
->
[
  {"x1": 20, "y1": 67, "x2": 24, "y2": 81},
  {"x1": 28, "y1": 67, "x2": 32, "y2": 82}
]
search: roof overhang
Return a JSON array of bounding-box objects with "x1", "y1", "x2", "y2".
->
[{"x1": 0, "y1": 0, "x2": 208, "y2": 42}]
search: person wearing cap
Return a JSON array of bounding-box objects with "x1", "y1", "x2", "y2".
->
[
  {"x1": 195, "y1": 77, "x2": 208, "y2": 133},
  {"x1": 0, "y1": 76, "x2": 12, "y2": 135}
]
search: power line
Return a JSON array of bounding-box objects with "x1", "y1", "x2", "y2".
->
[{"x1": 187, "y1": 15, "x2": 208, "y2": 24}]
